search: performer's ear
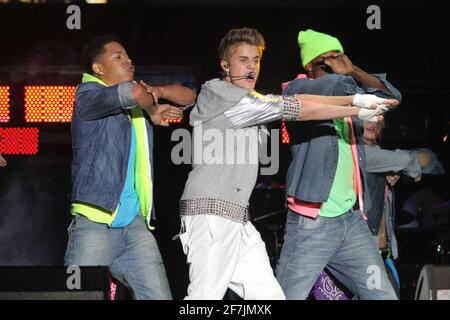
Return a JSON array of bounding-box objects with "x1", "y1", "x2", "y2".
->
[
  {"x1": 92, "y1": 63, "x2": 103, "y2": 75},
  {"x1": 221, "y1": 60, "x2": 230, "y2": 71},
  {"x1": 305, "y1": 63, "x2": 312, "y2": 72}
]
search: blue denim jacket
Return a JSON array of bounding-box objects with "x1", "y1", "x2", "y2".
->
[
  {"x1": 365, "y1": 145, "x2": 444, "y2": 259},
  {"x1": 283, "y1": 73, "x2": 402, "y2": 213},
  {"x1": 70, "y1": 81, "x2": 154, "y2": 212}
]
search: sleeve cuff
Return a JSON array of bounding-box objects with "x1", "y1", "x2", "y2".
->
[
  {"x1": 281, "y1": 95, "x2": 301, "y2": 121},
  {"x1": 403, "y1": 151, "x2": 422, "y2": 178},
  {"x1": 118, "y1": 81, "x2": 137, "y2": 109},
  {"x1": 362, "y1": 73, "x2": 402, "y2": 102},
  {"x1": 361, "y1": 74, "x2": 387, "y2": 94}
]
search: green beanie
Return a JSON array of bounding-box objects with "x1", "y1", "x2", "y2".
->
[{"x1": 298, "y1": 29, "x2": 344, "y2": 68}]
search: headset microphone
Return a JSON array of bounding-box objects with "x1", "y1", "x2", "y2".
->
[
  {"x1": 246, "y1": 72, "x2": 255, "y2": 80},
  {"x1": 229, "y1": 72, "x2": 255, "y2": 80},
  {"x1": 220, "y1": 72, "x2": 256, "y2": 80},
  {"x1": 220, "y1": 61, "x2": 255, "y2": 80}
]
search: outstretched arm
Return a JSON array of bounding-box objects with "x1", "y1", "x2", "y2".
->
[
  {"x1": 298, "y1": 94, "x2": 398, "y2": 121},
  {"x1": 131, "y1": 82, "x2": 157, "y2": 109},
  {"x1": 75, "y1": 81, "x2": 184, "y2": 121},
  {"x1": 154, "y1": 83, "x2": 197, "y2": 106},
  {"x1": 139, "y1": 81, "x2": 196, "y2": 106},
  {"x1": 224, "y1": 91, "x2": 395, "y2": 127},
  {"x1": 298, "y1": 94, "x2": 353, "y2": 106},
  {"x1": 299, "y1": 101, "x2": 359, "y2": 120},
  {"x1": 298, "y1": 100, "x2": 380, "y2": 121},
  {"x1": 298, "y1": 94, "x2": 398, "y2": 108}
]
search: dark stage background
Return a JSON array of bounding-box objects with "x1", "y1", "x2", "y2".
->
[{"x1": 0, "y1": 0, "x2": 449, "y2": 299}]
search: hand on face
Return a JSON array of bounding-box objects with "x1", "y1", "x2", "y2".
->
[{"x1": 322, "y1": 52, "x2": 355, "y2": 75}]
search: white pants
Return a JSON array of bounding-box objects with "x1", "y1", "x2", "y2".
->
[{"x1": 179, "y1": 215, "x2": 285, "y2": 300}]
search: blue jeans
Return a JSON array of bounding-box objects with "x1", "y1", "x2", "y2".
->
[
  {"x1": 276, "y1": 210, "x2": 397, "y2": 300},
  {"x1": 64, "y1": 214, "x2": 172, "y2": 300}
]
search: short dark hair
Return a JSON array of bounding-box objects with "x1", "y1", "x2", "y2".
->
[
  {"x1": 218, "y1": 27, "x2": 265, "y2": 61},
  {"x1": 81, "y1": 34, "x2": 121, "y2": 74}
]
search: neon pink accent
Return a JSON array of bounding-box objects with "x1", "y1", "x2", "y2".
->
[
  {"x1": 346, "y1": 118, "x2": 366, "y2": 220},
  {"x1": 110, "y1": 279, "x2": 117, "y2": 300},
  {"x1": 384, "y1": 184, "x2": 390, "y2": 203},
  {"x1": 287, "y1": 195, "x2": 321, "y2": 218},
  {"x1": 281, "y1": 74, "x2": 308, "y2": 92}
]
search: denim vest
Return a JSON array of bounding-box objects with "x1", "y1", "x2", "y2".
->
[
  {"x1": 70, "y1": 81, "x2": 154, "y2": 213},
  {"x1": 283, "y1": 73, "x2": 402, "y2": 213}
]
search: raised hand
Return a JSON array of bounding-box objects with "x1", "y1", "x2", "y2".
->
[{"x1": 322, "y1": 52, "x2": 355, "y2": 75}]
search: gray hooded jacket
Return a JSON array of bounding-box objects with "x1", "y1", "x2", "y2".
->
[{"x1": 180, "y1": 78, "x2": 300, "y2": 223}]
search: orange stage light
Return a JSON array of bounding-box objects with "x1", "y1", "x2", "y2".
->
[
  {"x1": 25, "y1": 86, "x2": 76, "y2": 122},
  {"x1": 164, "y1": 117, "x2": 183, "y2": 123},
  {"x1": 0, "y1": 86, "x2": 10, "y2": 123},
  {"x1": 281, "y1": 121, "x2": 290, "y2": 144}
]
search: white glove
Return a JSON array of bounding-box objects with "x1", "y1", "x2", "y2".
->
[
  {"x1": 353, "y1": 93, "x2": 386, "y2": 109},
  {"x1": 358, "y1": 105, "x2": 388, "y2": 122}
]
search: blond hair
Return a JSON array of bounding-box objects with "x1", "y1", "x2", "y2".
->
[{"x1": 218, "y1": 27, "x2": 265, "y2": 61}]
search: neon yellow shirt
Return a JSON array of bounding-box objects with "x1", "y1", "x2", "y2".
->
[{"x1": 71, "y1": 73, "x2": 154, "y2": 229}]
